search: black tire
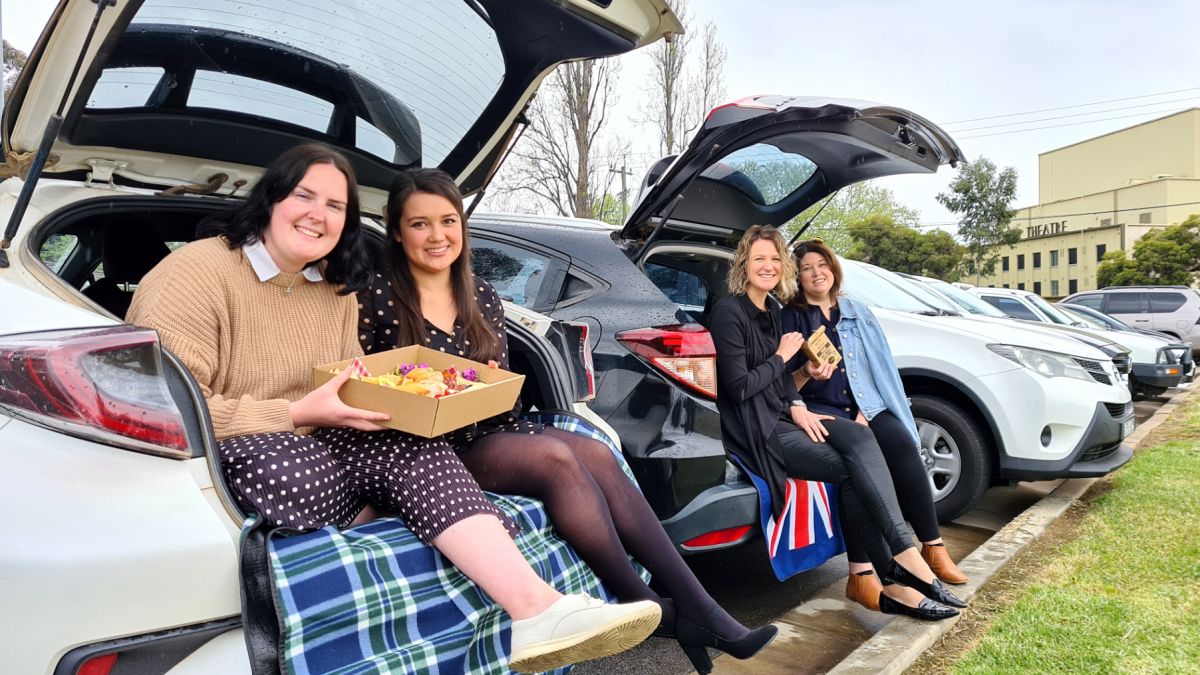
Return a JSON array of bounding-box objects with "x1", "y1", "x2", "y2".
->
[
  {"x1": 909, "y1": 395, "x2": 992, "y2": 524},
  {"x1": 1128, "y1": 373, "x2": 1142, "y2": 401}
]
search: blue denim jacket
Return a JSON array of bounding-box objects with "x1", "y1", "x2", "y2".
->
[{"x1": 786, "y1": 297, "x2": 920, "y2": 450}]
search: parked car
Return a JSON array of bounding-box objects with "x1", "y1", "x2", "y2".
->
[
  {"x1": 1062, "y1": 286, "x2": 1200, "y2": 352},
  {"x1": 0, "y1": 1, "x2": 681, "y2": 673},
  {"x1": 469, "y1": 96, "x2": 967, "y2": 550},
  {"x1": 1057, "y1": 303, "x2": 1193, "y2": 387},
  {"x1": 837, "y1": 261, "x2": 1134, "y2": 520},
  {"x1": 972, "y1": 287, "x2": 1186, "y2": 398}
]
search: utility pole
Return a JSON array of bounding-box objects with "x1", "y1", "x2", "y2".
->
[{"x1": 610, "y1": 157, "x2": 635, "y2": 224}]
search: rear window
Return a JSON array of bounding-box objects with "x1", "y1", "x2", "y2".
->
[
  {"x1": 1148, "y1": 292, "x2": 1187, "y2": 313},
  {"x1": 645, "y1": 263, "x2": 708, "y2": 315},
  {"x1": 88, "y1": 0, "x2": 505, "y2": 166},
  {"x1": 471, "y1": 239, "x2": 555, "y2": 309},
  {"x1": 706, "y1": 143, "x2": 818, "y2": 205}
]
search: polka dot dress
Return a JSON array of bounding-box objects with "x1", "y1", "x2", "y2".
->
[
  {"x1": 217, "y1": 427, "x2": 520, "y2": 542},
  {"x1": 358, "y1": 273, "x2": 546, "y2": 447}
]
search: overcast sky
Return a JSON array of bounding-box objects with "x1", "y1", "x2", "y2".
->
[{"x1": 5, "y1": 0, "x2": 1200, "y2": 228}]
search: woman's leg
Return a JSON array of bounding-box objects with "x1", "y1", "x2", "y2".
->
[
  {"x1": 868, "y1": 412, "x2": 940, "y2": 543},
  {"x1": 819, "y1": 417, "x2": 914, "y2": 556},
  {"x1": 458, "y1": 431, "x2": 658, "y2": 606}
]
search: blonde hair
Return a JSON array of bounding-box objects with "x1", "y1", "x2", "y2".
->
[{"x1": 726, "y1": 225, "x2": 798, "y2": 302}]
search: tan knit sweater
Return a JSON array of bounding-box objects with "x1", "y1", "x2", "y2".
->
[{"x1": 127, "y1": 237, "x2": 362, "y2": 441}]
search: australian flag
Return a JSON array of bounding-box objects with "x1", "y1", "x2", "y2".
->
[{"x1": 732, "y1": 456, "x2": 845, "y2": 581}]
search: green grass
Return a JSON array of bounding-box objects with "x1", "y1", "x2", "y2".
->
[{"x1": 954, "y1": 404, "x2": 1200, "y2": 674}]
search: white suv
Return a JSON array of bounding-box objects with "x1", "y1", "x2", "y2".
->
[
  {"x1": 0, "y1": 1, "x2": 678, "y2": 673},
  {"x1": 973, "y1": 287, "x2": 1187, "y2": 399},
  {"x1": 840, "y1": 261, "x2": 1134, "y2": 520}
]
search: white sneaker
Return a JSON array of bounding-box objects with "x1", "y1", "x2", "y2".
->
[{"x1": 508, "y1": 594, "x2": 661, "y2": 673}]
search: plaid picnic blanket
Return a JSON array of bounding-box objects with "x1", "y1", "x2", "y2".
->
[{"x1": 252, "y1": 412, "x2": 646, "y2": 675}]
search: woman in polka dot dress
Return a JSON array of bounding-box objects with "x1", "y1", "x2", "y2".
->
[
  {"x1": 361, "y1": 168, "x2": 777, "y2": 670},
  {"x1": 128, "y1": 144, "x2": 660, "y2": 673}
]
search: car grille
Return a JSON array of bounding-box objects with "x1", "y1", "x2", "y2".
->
[
  {"x1": 1081, "y1": 443, "x2": 1121, "y2": 462},
  {"x1": 1073, "y1": 357, "x2": 1112, "y2": 385},
  {"x1": 1104, "y1": 402, "x2": 1132, "y2": 418}
]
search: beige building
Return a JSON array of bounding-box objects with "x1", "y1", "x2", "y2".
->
[{"x1": 981, "y1": 108, "x2": 1200, "y2": 298}]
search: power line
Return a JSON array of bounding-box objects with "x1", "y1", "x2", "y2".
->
[
  {"x1": 957, "y1": 107, "x2": 1192, "y2": 140},
  {"x1": 943, "y1": 86, "x2": 1200, "y2": 125},
  {"x1": 951, "y1": 95, "x2": 1200, "y2": 133}
]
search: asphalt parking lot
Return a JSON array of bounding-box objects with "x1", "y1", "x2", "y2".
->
[{"x1": 578, "y1": 390, "x2": 1178, "y2": 675}]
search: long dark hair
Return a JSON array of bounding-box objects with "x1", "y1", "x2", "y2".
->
[
  {"x1": 381, "y1": 168, "x2": 499, "y2": 362},
  {"x1": 198, "y1": 143, "x2": 372, "y2": 294}
]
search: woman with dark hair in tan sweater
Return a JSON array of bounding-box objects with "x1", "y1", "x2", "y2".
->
[{"x1": 127, "y1": 143, "x2": 659, "y2": 673}]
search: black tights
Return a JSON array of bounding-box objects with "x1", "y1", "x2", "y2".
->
[
  {"x1": 867, "y1": 411, "x2": 940, "y2": 543},
  {"x1": 458, "y1": 427, "x2": 746, "y2": 638}
]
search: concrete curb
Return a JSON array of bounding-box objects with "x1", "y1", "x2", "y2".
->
[{"x1": 826, "y1": 387, "x2": 1194, "y2": 675}]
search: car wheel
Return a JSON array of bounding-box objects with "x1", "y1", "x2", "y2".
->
[{"x1": 910, "y1": 395, "x2": 991, "y2": 523}]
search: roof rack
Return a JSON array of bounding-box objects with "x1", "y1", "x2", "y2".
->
[{"x1": 1099, "y1": 285, "x2": 1192, "y2": 290}]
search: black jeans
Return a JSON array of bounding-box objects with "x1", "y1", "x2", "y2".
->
[
  {"x1": 868, "y1": 411, "x2": 940, "y2": 544},
  {"x1": 773, "y1": 416, "x2": 912, "y2": 573}
]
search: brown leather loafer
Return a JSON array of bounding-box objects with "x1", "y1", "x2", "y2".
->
[
  {"x1": 922, "y1": 543, "x2": 968, "y2": 585},
  {"x1": 845, "y1": 571, "x2": 883, "y2": 611}
]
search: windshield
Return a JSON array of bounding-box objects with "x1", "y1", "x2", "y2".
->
[
  {"x1": 1061, "y1": 304, "x2": 1131, "y2": 331},
  {"x1": 839, "y1": 260, "x2": 936, "y2": 313},
  {"x1": 888, "y1": 275, "x2": 961, "y2": 313},
  {"x1": 89, "y1": 0, "x2": 505, "y2": 167},
  {"x1": 1026, "y1": 294, "x2": 1078, "y2": 325},
  {"x1": 925, "y1": 279, "x2": 1007, "y2": 317},
  {"x1": 1056, "y1": 305, "x2": 1108, "y2": 330}
]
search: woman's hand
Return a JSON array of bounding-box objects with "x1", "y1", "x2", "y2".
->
[
  {"x1": 290, "y1": 367, "x2": 391, "y2": 432},
  {"x1": 776, "y1": 332, "x2": 805, "y2": 363},
  {"x1": 805, "y1": 361, "x2": 837, "y2": 381},
  {"x1": 790, "y1": 405, "x2": 835, "y2": 443},
  {"x1": 854, "y1": 411, "x2": 869, "y2": 427}
]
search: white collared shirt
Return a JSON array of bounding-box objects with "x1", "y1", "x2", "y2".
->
[{"x1": 243, "y1": 239, "x2": 324, "y2": 283}]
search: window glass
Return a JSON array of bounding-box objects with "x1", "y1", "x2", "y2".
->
[
  {"x1": 1050, "y1": 250, "x2": 1059, "y2": 266},
  {"x1": 839, "y1": 261, "x2": 933, "y2": 313},
  {"x1": 189, "y1": 71, "x2": 334, "y2": 134},
  {"x1": 106, "y1": 0, "x2": 505, "y2": 167},
  {"x1": 1071, "y1": 294, "x2": 1103, "y2": 310},
  {"x1": 709, "y1": 143, "x2": 818, "y2": 205},
  {"x1": 1068, "y1": 248, "x2": 1078, "y2": 264},
  {"x1": 926, "y1": 280, "x2": 1007, "y2": 317},
  {"x1": 1149, "y1": 292, "x2": 1187, "y2": 313},
  {"x1": 645, "y1": 263, "x2": 708, "y2": 315},
  {"x1": 982, "y1": 296, "x2": 1040, "y2": 322},
  {"x1": 470, "y1": 239, "x2": 553, "y2": 309},
  {"x1": 39, "y1": 234, "x2": 79, "y2": 272},
  {"x1": 1027, "y1": 294, "x2": 1075, "y2": 325},
  {"x1": 1056, "y1": 305, "x2": 1106, "y2": 329},
  {"x1": 1105, "y1": 293, "x2": 1146, "y2": 314}
]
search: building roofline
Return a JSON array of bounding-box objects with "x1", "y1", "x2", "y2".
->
[{"x1": 1039, "y1": 107, "x2": 1200, "y2": 157}]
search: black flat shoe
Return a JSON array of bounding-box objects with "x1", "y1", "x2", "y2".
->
[
  {"x1": 674, "y1": 608, "x2": 778, "y2": 674},
  {"x1": 879, "y1": 593, "x2": 960, "y2": 621},
  {"x1": 652, "y1": 598, "x2": 676, "y2": 639},
  {"x1": 888, "y1": 560, "x2": 968, "y2": 608}
]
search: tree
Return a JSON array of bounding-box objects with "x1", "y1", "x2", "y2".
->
[
  {"x1": 497, "y1": 58, "x2": 621, "y2": 219},
  {"x1": 1096, "y1": 250, "x2": 1147, "y2": 287},
  {"x1": 4, "y1": 40, "x2": 28, "y2": 98},
  {"x1": 785, "y1": 182, "x2": 922, "y2": 253},
  {"x1": 846, "y1": 215, "x2": 965, "y2": 280},
  {"x1": 1096, "y1": 215, "x2": 1200, "y2": 287},
  {"x1": 641, "y1": 0, "x2": 727, "y2": 156},
  {"x1": 936, "y1": 157, "x2": 1020, "y2": 281}
]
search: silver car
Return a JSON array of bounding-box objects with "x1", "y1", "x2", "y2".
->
[{"x1": 1063, "y1": 286, "x2": 1200, "y2": 352}]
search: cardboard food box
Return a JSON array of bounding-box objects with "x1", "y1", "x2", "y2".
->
[
  {"x1": 313, "y1": 345, "x2": 525, "y2": 438},
  {"x1": 800, "y1": 325, "x2": 843, "y2": 367}
]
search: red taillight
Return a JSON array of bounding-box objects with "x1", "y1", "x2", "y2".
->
[
  {"x1": 682, "y1": 525, "x2": 753, "y2": 550},
  {"x1": 0, "y1": 325, "x2": 191, "y2": 457},
  {"x1": 564, "y1": 321, "x2": 596, "y2": 401},
  {"x1": 78, "y1": 653, "x2": 118, "y2": 675},
  {"x1": 616, "y1": 324, "x2": 717, "y2": 399}
]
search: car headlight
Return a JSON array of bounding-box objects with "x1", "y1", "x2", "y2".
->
[{"x1": 987, "y1": 344, "x2": 1097, "y2": 383}]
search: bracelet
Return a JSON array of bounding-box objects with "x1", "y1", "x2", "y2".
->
[{"x1": 790, "y1": 399, "x2": 807, "y2": 409}]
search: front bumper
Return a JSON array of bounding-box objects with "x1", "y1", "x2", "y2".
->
[
  {"x1": 1131, "y1": 362, "x2": 1185, "y2": 389},
  {"x1": 999, "y1": 401, "x2": 1134, "y2": 480}
]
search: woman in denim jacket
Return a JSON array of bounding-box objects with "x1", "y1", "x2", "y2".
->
[{"x1": 782, "y1": 239, "x2": 969, "y2": 610}]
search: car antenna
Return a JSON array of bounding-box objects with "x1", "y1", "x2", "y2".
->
[
  {"x1": 0, "y1": 0, "x2": 119, "y2": 269},
  {"x1": 787, "y1": 191, "x2": 839, "y2": 247}
]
